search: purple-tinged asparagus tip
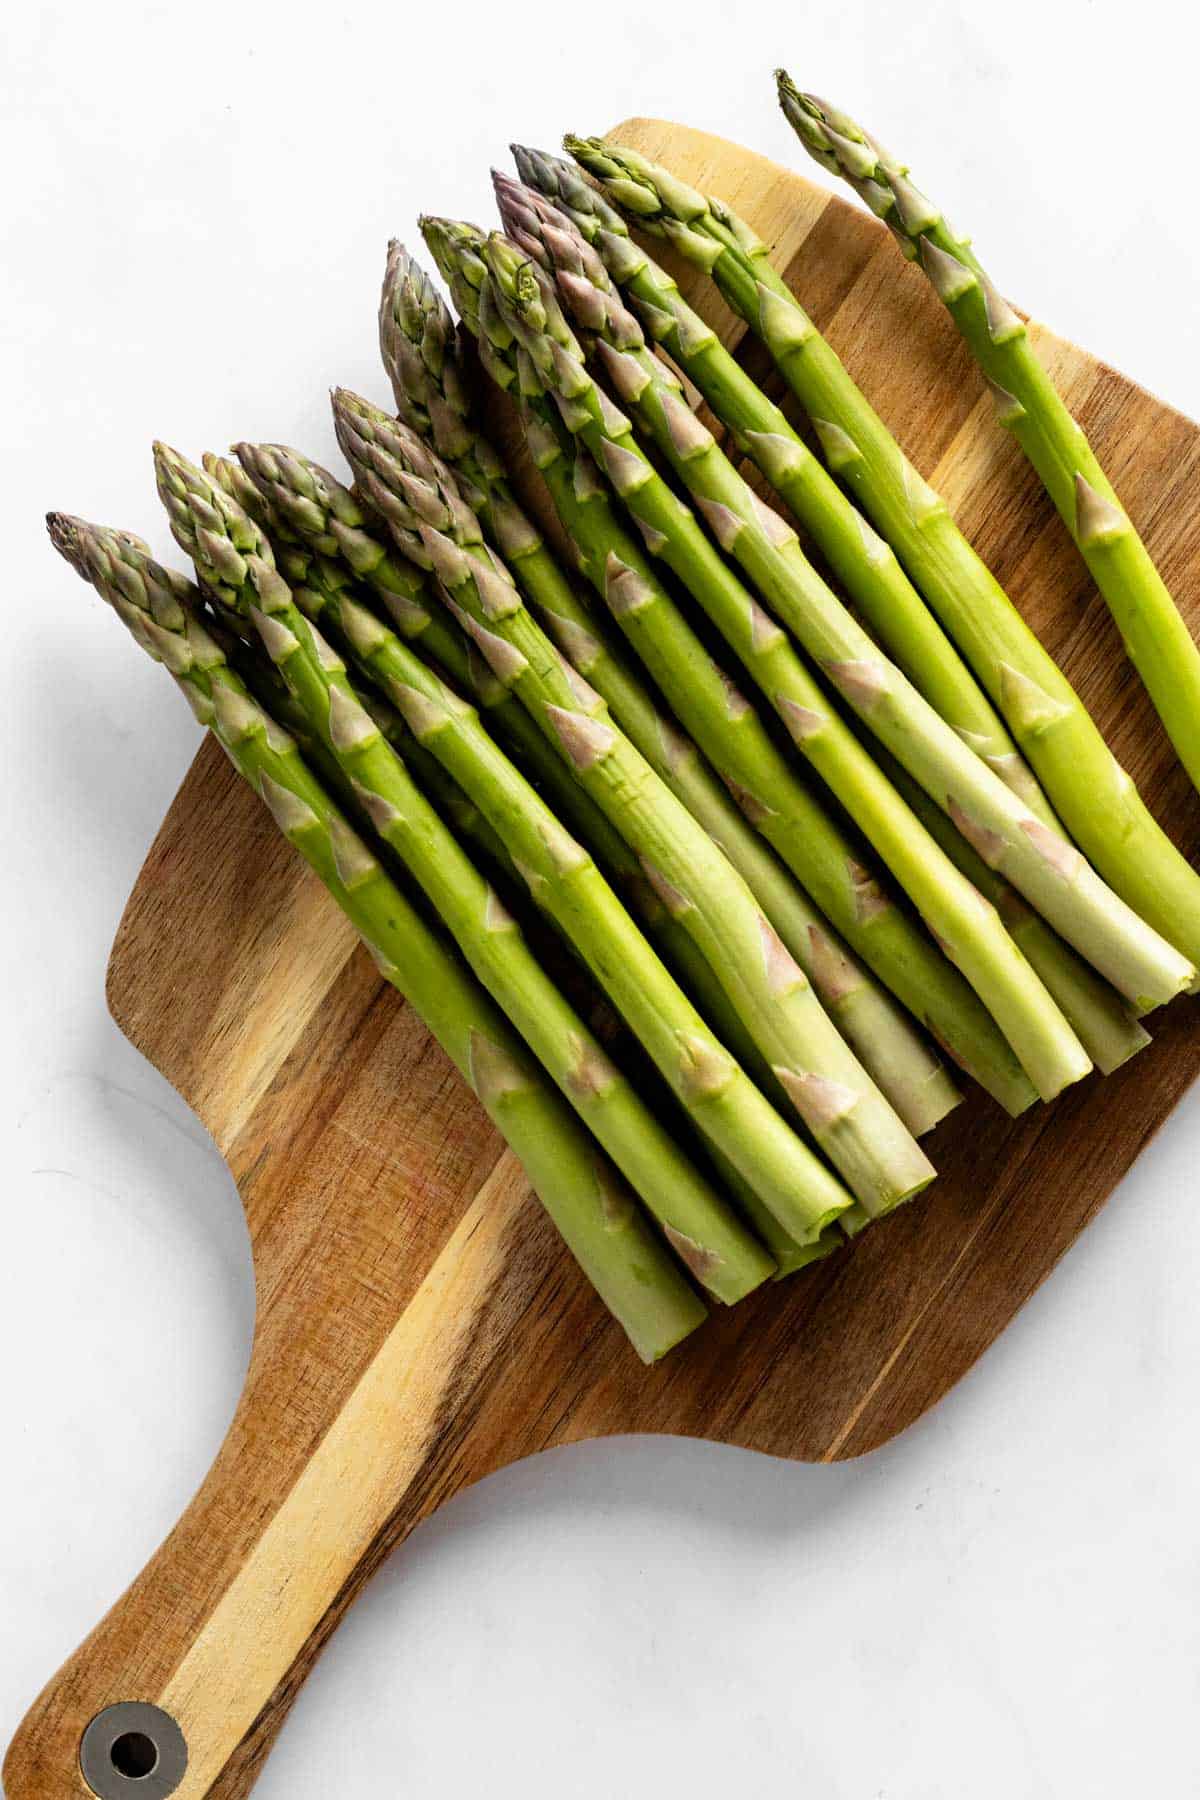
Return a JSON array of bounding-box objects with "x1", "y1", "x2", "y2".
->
[{"x1": 47, "y1": 511, "x2": 88, "y2": 576}]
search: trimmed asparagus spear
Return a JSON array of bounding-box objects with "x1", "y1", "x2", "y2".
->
[
  {"x1": 231, "y1": 431, "x2": 862, "y2": 1100},
  {"x1": 503, "y1": 153, "x2": 1057, "y2": 830},
  {"x1": 424, "y1": 211, "x2": 1039, "y2": 1116},
  {"x1": 205, "y1": 498, "x2": 836, "y2": 1267},
  {"x1": 332, "y1": 391, "x2": 938, "y2": 1218},
  {"x1": 777, "y1": 77, "x2": 1200, "y2": 802},
  {"x1": 381, "y1": 242, "x2": 960, "y2": 1135},
  {"x1": 153, "y1": 441, "x2": 776, "y2": 1299},
  {"x1": 49, "y1": 513, "x2": 708, "y2": 1359},
  {"x1": 566, "y1": 134, "x2": 1200, "y2": 981},
  {"x1": 869, "y1": 749, "x2": 1150, "y2": 1074},
  {"x1": 478, "y1": 231, "x2": 1102, "y2": 1099},
  {"x1": 214, "y1": 453, "x2": 868, "y2": 1239},
  {"x1": 200, "y1": 440, "x2": 917, "y2": 1248},
  {"x1": 497, "y1": 191, "x2": 1192, "y2": 1021},
  {"x1": 238, "y1": 549, "x2": 837, "y2": 1273}
]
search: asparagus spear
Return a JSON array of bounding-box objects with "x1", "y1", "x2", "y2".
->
[
  {"x1": 240, "y1": 562, "x2": 836, "y2": 1271},
  {"x1": 382, "y1": 241, "x2": 961, "y2": 1135},
  {"x1": 231, "y1": 431, "x2": 866, "y2": 1130},
  {"x1": 206, "y1": 498, "x2": 833, "y2": 1266},
  {"x1": 218, "y1": 451, "x2": 871, "y2": 1238},
  {"x1": 503, "y1": 153, "x2": 1056, "y2": 830},
  {"x1": 499, "y1": 193, "x2": 1192, "y2": 1019},
  {"x1": 213, "y1": 460, "x2": 899, "y2": 1252},
  {"x1": 153, "y1": 441, "x2": 777, "y2": 1299},
  {"x1": 566, "y1": 134, "x2": 1200, "y2": 981},
  {"x1": 870, "y1": 750, "x2": 1150, "y2": 1074},
  {"x1": 424, "y1": 212, "x2": 1039, "y2": 1116},
  {"x1": 777, "y1": 77, "x2": 1200, "y2": 803},
  {"x1": 49, "y1": 513, "x2": 708, "y2": 1359},
  {"x1": 332, "y1": 390, "x2": 939, "y2": 1217},
  {"x1": 478, "y1": 232, "x2": 1104, "y2": 1099}
]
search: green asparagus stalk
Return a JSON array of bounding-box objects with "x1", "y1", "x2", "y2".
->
[
  {"x1": 382, "y1": 241, "x2": 961, "y2": 1135},
  {"x1": 233, "y1": 430, "x2": 851, "y2": 1083},
  {"x1": 332, "y1": 391, "x2": 938, "y2": 1219},
  {"x1": 873, "y1": 752, "x2": 1150, "y2": 1074},
  {"x1": 777, "y1": 77, "x2": 1200, "y2": 803},
  {"x1": 269, "y1": 610, "x2": 833, "y2": 1269},
  {"x1": 219, "y1": 453, "x2": 868, "y2": 1240},
  {"x1": 153, "y1": 441, "x2": 776, "y2": 1300},
  {"x1": 500, "y1": 195, "x2": 1191, "y2": 1018},
  {"x1": 566, "y1": 134, "x2": 1200, "y2": 981},
  {"x1": 424, "y1": 211, "x2": 1038, "y2": 1116},
  {"x1": 49, "y1": 513, "x2": 708, "y2": 1359},
  {"x1": 502, "y1": 154, "x2": 1057, "y2": 831},
  {"x1": 238, "y1": 517, "x2": 837, "y2": 1274},
  {"x1": 206, "y1": 486, "x2": 834, "y2": 1265},
  {"x1": 479, "y1": 231, "x2": 1103, "y2": 1099}
]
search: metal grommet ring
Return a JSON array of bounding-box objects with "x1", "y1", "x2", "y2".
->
[{"x1": 79, "y1": 1701, "x2": 188, "y2": 1798}]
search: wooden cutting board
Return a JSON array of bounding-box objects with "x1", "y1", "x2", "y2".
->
[{"x1": 7, "y1": 116, "x2": 1200, "y2": 1800}]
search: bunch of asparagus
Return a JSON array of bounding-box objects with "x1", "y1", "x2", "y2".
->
[{"x1": 48, "y1": 91, "x2": 1200, "y2": 1361}]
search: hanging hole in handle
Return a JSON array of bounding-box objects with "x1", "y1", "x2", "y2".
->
[
  {"x1": 110, "y1": 1731, "x2": 158, "y2": 1778},
  {"x1": 79, "y1": 1702, "x2": 188, "y2": 1798}
]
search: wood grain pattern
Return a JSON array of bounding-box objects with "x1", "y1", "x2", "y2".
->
[{"x1": 6, "y1": 118, "x2": 1200, "y2": 1800}]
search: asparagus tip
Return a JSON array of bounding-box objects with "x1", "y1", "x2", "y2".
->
[
  {"x1": 152, "y1": 438, "x2": 192, "y2": 490},
  {"x1": 46, "y1": 511, "x2": 83, "y2": 571}
]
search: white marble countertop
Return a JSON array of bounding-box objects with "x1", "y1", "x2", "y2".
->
[{"x1": 5, "y1": 1, "x2": 1200, "y2": 1792}]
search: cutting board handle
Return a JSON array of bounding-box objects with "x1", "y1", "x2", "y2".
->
[{"x1": 2, "y1": 1159, "x2": 535, "y2": 1800}]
